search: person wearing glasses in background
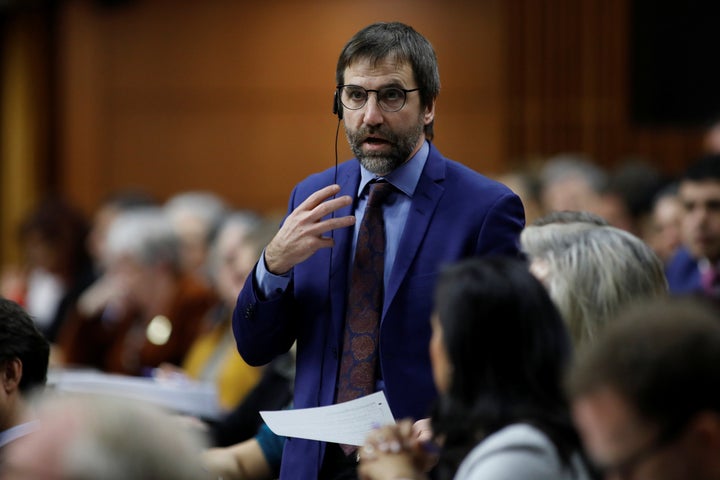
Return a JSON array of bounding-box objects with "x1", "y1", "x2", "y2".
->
[
  {"x1": 233, "y1": 22, "x2": 524, "y2": 480},
  {"x1": 567, "y1": 297, "x2": 720, "y2": 480}
]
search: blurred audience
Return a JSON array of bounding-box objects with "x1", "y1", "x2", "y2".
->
[
  {"x1": 600, "y1": 160, "x2": 665, "y2": 236},
  {"x1": 1, "y1": 392, "x2": 208, "y2": 479},
  {"x1": 57, "y1": 207, "x2": 216, "y2": 375},
  {"x1": 522, "y1": 219, "x2": 667, "y2": 347},
  {"x1": 200, "y1": 215, "x2": 295, "y2": 447},
  {"x1": 0, "y1": 197, "x2": 93, "y2": 342},
  {"x1": 208, "y1": 345, "x2": 294, "y2": 448},
  {"x1": 539, "y1": 154, "x2": 607, "y2": 215},
  {"x1": 496, "y1": 170, "x2": 543, "y2": 225},
  {"x1": 85, "y1": 190, "x2": 158, "y2": 276},
  {"x1": 160, "y1": 211, "x2": 266, "y2": 411},
  {"x1": 666, "y1": 154, "x2": 720, "y2": 302},
  {"x1": 644, "y1": 183, "x2": 683, "y2": 264},
  {"x1": 704, "y1": 117, "x2": 720, "y2": 154},
  {"x1": 164, "y1": 191, "x2": 227, "y2": 285},
  {"x1": 358, "y1": 257, "x2": 595, "y2": 480},
  {"x1": 60, "y1": 190, "x2": 159, "y2": 341},
  {"x1": 0, "y1": 298, "x2": 49, "y2": 449},
  {"x1": 567, "y1": 297, "x2": 720, "y2": 480}
]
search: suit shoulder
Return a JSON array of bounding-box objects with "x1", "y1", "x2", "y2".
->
[
  {"x1": 666, "y1": 247, "x2": 697, "y2": 275},
  {"x1": 292, "y1": 160, "x2": 357, "y2": 196},
  {"x1": 442, "y1": 157, "x2": 516, "y2": 198}
]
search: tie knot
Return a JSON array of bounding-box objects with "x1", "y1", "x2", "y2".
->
[{"x1": 367, "y1": 181, "x2": 393, "y2": 208}]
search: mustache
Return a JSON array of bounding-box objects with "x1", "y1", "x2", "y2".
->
[{"x1": 354, "y1": 126, "x2": 396, "y2": 143}]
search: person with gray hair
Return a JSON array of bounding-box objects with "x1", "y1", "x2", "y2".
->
[
  {"x1": 57, "y1": 207, "x2": 216, "y2": 375},
  {"x1": 164, "y1": 191, "x2": 228, "y2": 283},
  {"x1": 159, "y1": 211, "x2": 268, "y2": 412},
  {"x1": 0, "y1": 393, "x2": 209, "y2": 480},
  {"x1": 521, "y1": 221, "x2": 667, "y2": 347},
  {"x1": 539, "y1": 154, "x2": 607, "y2": 215}
]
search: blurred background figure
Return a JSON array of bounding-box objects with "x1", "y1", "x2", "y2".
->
[
  {"x1": 0, "y1": 197, "x2": 93, "y2": 343},
  {"x1": 201, "y1": 216, "x2": 296, "y2": 447},
  {"x1": 599, "y1": 160, "x2": 665, "y2": 236},
  {"x1": 704, "y1": 117, "x2": 720, "y2": 154},
  {"x1": 207, "y1": 343, "x2": 295, "y2": 448},
  {"x1": 85, "y1": 190, "x2": 158, "y2": 277},
  {"x1": 644, "y1": 183, "x2": 683, "y2": 264},
  {"x1": 161, "y1": 211, "x2": 267, "y2": 411},
  {"x1": 203, "y1": 421, "x2": 284, "y2": 480},
  {"x1": 567, "y1": 297, "x2": 720, "y2": 480},
  {"x1": 0, "y1": 393, "x2": 208, "y2": 480},
  {"x1": 164, "y1": 191, "x2": 227, "y2": 285},
  {"x1": 539, "y1": 154, "x2": 607, "y2": 216},
  {"x1": 56, "y1": 207, "x2": 216, "y2": 375},
  {"x1": 666, "y1": 154, "x2": 720, "y2": 302},
  {"x1": 521, "y1": 220, "x2": 667, "y2": 348},
  {"x1": 54, "y1": 191, "x2": 157, "y2": 367},
  {"x1": 0, "y1": 298, "x2": 50, "y2": 450},
  {"x1": 63, "y1": 190, "x2": 159, "y2": 342},
  {"x1": 496, "y1": 170, "x2": 543, "y2": 225}
]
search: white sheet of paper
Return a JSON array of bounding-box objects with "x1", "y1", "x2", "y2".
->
[{"x1": 260, "y1": 391, "x2": 395, "y2": 446}]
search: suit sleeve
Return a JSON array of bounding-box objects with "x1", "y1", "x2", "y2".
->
[
  {"x1": 232, "y1": 189, "x2": 300, "y2": 366},
  {"x1": 475, "y1": 191, "x2": 526, "y2": 257},
  {"x1": 232, "y1": 267, "x2": 298, "y2": 366}
]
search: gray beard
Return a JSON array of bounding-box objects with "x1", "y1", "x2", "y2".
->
[{"x1": 346, "y1": 120, "x2": 425, "y2": 176}]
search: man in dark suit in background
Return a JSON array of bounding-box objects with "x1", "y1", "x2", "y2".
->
[
  {"x1": 666, "y1": 154, "x2": 720, "y2": 301},
  {"x1": 233, "y1": 21, "x2": 525, "y2": 480}
]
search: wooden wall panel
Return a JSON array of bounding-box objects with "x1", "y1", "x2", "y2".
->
[
  {"x1": 0, "y1": 10, "x2": 51, "y2": 265},
  {"x1": 56, "y1": 0, "x2": 506, "y2": 216},
  {"x1": 51, "y1": 0, "x2": 710, "y2": 222},
  {"x1": 503, "y1": 0, "x2": 704, "y2": 172}
]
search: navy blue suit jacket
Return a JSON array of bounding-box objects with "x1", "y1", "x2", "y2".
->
[
  {"x1": 233, "y1": 144, "x2": 525, "y2": 479},
  {"x1": 666, "y1": 247, "x2": 702, "y2": 294}
]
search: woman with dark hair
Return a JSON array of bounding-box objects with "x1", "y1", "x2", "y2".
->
[
  {"x1": 1, "y1": 197, "x2": 94, "y2": 342},
  {"x1": 358, "y1": 257, "x2": 595, "y2": 480}
]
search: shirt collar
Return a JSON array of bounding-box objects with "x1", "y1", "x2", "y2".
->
[
  {"x1": 358, "y1": 141, "x2": 429, "y2": 198},
  {"x1": 0, "y1": 420, "x2": 39, "y2": 448}
]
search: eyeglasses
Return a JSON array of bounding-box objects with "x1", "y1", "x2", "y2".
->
[{"x1": 337, "y1": 84, "x2": 420, "y2": 112}]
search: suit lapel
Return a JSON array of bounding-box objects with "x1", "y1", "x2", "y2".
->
[
  {"x1": 384, "y1": 147, "x2": 445, "y2": 317},
  {"x1": 329, "y1": 162, "x2": 360, "y2": 346}
]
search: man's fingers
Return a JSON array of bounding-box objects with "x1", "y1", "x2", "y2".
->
[
  {"x1": 312, "y1": 194, "x2": 353, "y2": 219},
  {"x1": 316, "y1": 215, "x2": 356, "y2": 235},
  {"x1": 298, "y1": 184, "x2": 342, "y2": 211}
]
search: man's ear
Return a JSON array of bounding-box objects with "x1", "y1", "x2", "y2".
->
[
  {"x1": 1, "y1": 358, "x2": 23, "y2": 394},
  {"x1": 423, "y1": 99, "x2": 436, "y2": 126}
]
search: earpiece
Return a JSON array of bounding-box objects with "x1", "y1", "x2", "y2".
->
[{"x1": 333, "y1": 91, "x2": 343, "y2": 120}]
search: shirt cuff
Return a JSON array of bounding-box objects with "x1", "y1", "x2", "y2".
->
[{"x1": 255, "y1": 249, "x2": 291, "y2": 300}]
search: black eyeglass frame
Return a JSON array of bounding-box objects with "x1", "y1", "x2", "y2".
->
[{"x1": 336, "y1": 84, "x2": 421, "y2": 113}]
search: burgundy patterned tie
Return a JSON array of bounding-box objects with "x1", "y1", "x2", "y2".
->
[{"x1": 336, "y1": 181, "x2": 393, "y2": 454}]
